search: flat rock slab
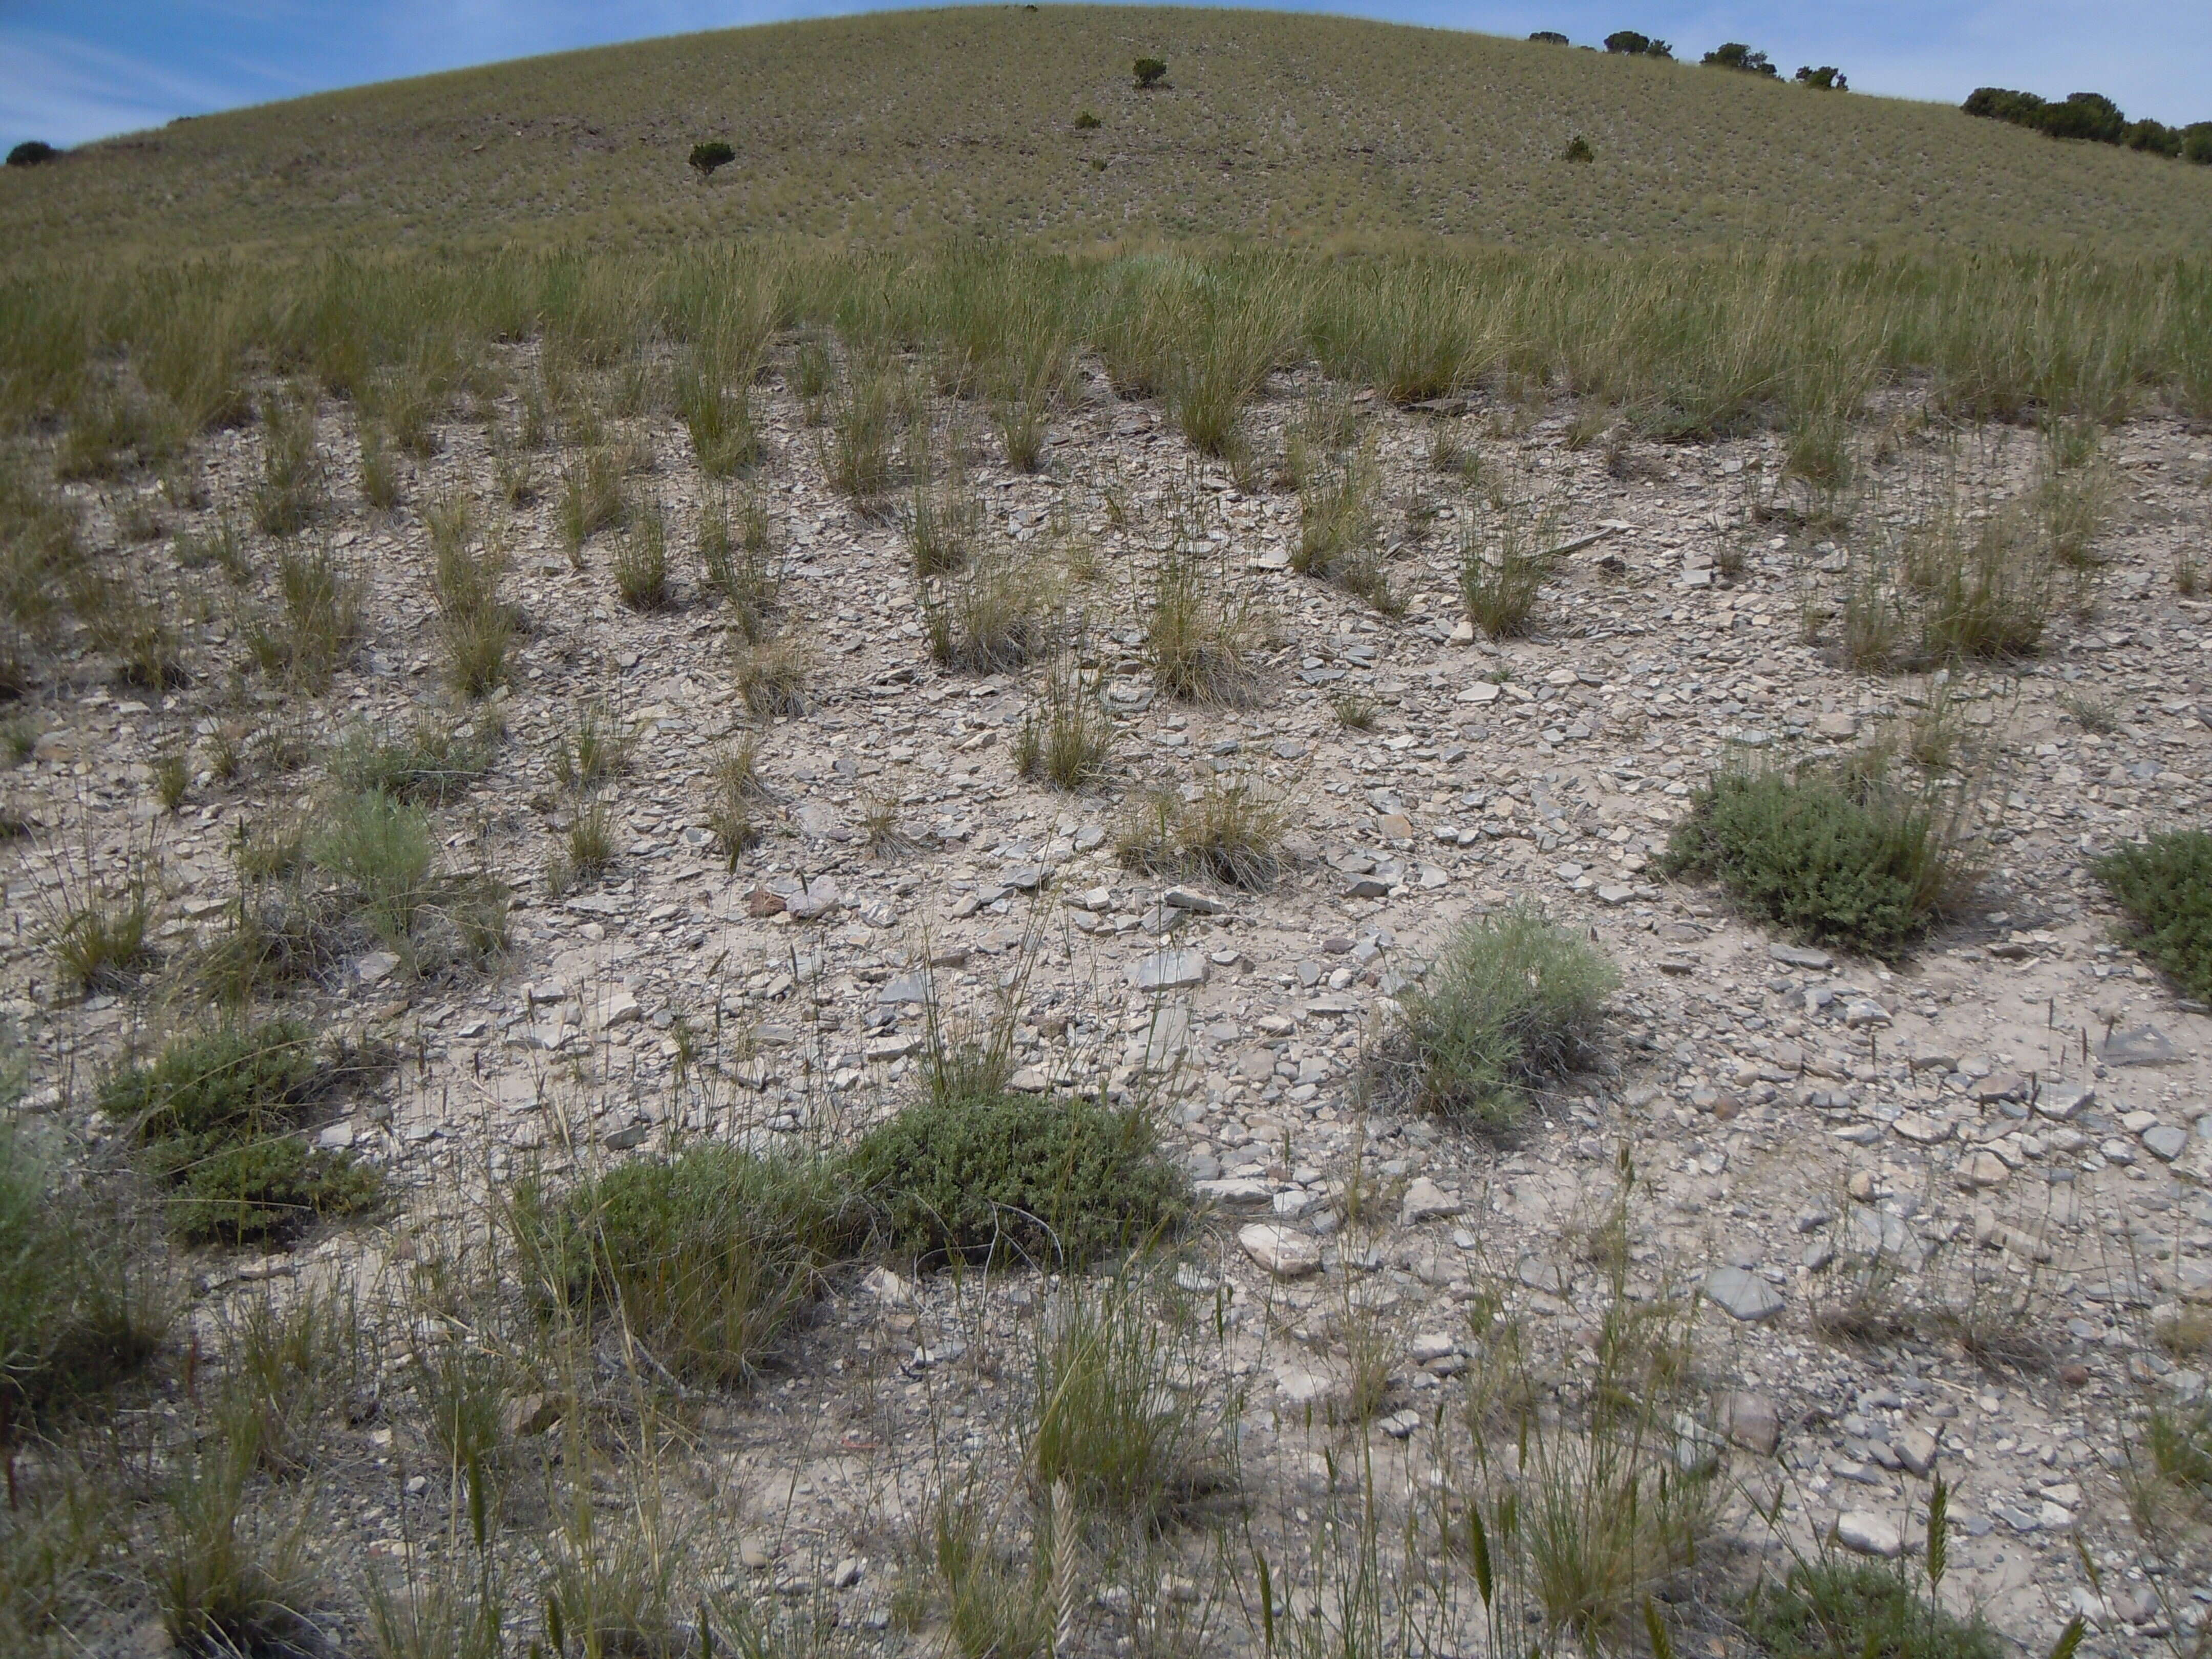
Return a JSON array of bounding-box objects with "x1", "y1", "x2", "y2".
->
[
  {"x1": 1836, "y1": 1511, "x2": 1903, "y2": 1558},
  {"x1": 1240, "y1": 1223, "x2": 1322, "y2": 1279},
  {"x1": 2101, "y1": 1025, "x2": 2178, "y2": 1066},
  {"x1": 1400, "y1": 1176, "x2": 1462, "y2": 1224},
  {"x1": 1704, "y1": 1266, "x2": 1785, "y2": 1322},
  {"x1": 2144, "y1": 1124, "x2": 2190, "y2": 1162},
  {"x1": 1768, "y1": 944, "x2": 1833, "y2": 969},
  {"x1": 786, "y1": 876, "x2": 842, "y2": 920},
  {"x1": 1717, "y1": 1391, "x2": 1780, "y2": 1456},
  {"x1": 1130, "y1": 950, "x2": 1206, "y2": 991}
]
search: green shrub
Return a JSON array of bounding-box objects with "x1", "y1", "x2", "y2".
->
[
  {"x1": 1703, "y1": 42, "x2": 1777, "y2": 77},
  {"x1": 1743, "y1": 1562, "x2": 2000, "y2": 1659},
  {"x1": 103, "y1": 1024, "x2": 380, "y2": 1245},
  {"x1": 1562, "y1": 135, "x2": 1596, "y2": 163},
  {"x1": 688, "y1": 140, "x2": 736, "y2": 178},
  {"x1": 0, "y1": 1122, "x2": 165, "y2": 1427},
  {"x1": 169, "y1": 1135, "x2": 381, "y2": 1247},
  {"x1": 2096, "y1": 830, "x2": 2212, "y2": 1000},
  {"x1": 310, "y1": 790, "x2": 433, "y2": 946},
  {"x1": 1132, "y1": 58, "x2": 1167, "y2": 89},
  {"x1": 1073, "y1": 110, "x2": 1102, "y2": 130},
  {"x1": 1664, "y1": 767, "x2": 1977, "y2": 960},
  {"x1": 848, "y1": 1089, "x2": 1187, "y2": 1270},
  {"x1": 1603, "y1": 31, "x2": 1670, "y2": 57},
  {"x1": 2187, "y1": 123, "x2": 2212, "y2": 165},
  {"x1": 328, "y1": 716, "x2": 494, "y2": 805},
  {"x1": 6, "y1": 142, "x2": 59, "y2": 168},
  {"x1": 1379, "y1": 905, "x2": 1617, "y2": 1128},
  {"x1": 1794, "y1": 65, "x2": 1848, "y2": 90},
  {"x1": 512, "y1": 1145, "x2": 854, "y2": 1387}
]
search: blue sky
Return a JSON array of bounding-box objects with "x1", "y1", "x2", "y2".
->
[{"x1": 5, "y1": 2, "x2": 2207, "y2": 151}]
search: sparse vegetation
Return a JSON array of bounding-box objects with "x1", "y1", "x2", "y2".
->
[
  {"x1": 1015, "y1": 664, "x2": 1113, "y2": 789},
  {"x1": 1116, "y1": 775, "x2": 1286, "y2": 890},
  {"x1": 2096, "y1": 830, "x2": 2212, "y2": 1001},
  {"x1": 735, "y1": 635, "x2": 810, "y2": 717},
  {"x1": 612, "y1": 500, "x2": 670, "y2": 609},
  {"x1": 329, "y1": 715, "x2": 495, "y2": 805},
  {"x1": 703, "y1": 740, "x2": 770, "y2": 868},
  {"x1": 1378, "y1": 905, "x2": 1617, "y2": 1128},
  {"x1": 848, "y1": 1087, "x2": 1186, "y2": 1269},
  {"x1": 512, "y1": 1145, "x2": 854, "y2": 1386},
  {"x1": 1147, "y1": 552, "x2": 1265, "y2": 704},
  {"x1": 1664, "y1": 765, "x2": 1980, "y2": 960},
  {"x1": 926, "y1": 554, "x2": 1056, "y2": 674}
]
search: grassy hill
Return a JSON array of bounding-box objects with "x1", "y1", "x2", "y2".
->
[{"x1": 5, "y1": 5, "x2": 2211, "y2": 265}]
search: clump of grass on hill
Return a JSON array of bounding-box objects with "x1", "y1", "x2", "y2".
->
[
  {"x1": 612, "y1": 500, "x2": 670, "y2": 610},
  {"x1": 0, "y1": 1117, "x2": 168, "y2": 1427},
  {"x1": 1742, "y1": 1561, "x2": 2001, "y2": 1659},
  {"x1": 698, "y1": 492, "x2": 779, "y2": 641},
  {"x1": 429, "y1": 509, "x2": 515, "y2": 698},
  {"x1": 102, "y1": 1022, "x2": 381, "y2": 1245},
  {"x1": 735, "y1": 635, "x2": 809, "y2": 718},
  {"x1": 925, "y1": 555, "x2": 1056, "y2": 674},
  {"x1": 510, "y1": 1145, "x2": 855, "y2": 1387},
  {"x1": 1460, "y1": 494, "x2": 1560, "y2": 639},
  {"x1": 1147, "y1": 553, "x2": 1266, "y2": 704},
  {"x1": 1376, "y1": 905, "x2": 1617, "y2": 1129},
  {"x1": 1294, "y1": 443, "x2": 1400, "y2": 613},
  {"x1": 328, "y1": 715, "x2": 495, "y2": 805},
  {"x1": 251, "y1": 389, "x2": 323, "y2": 537},
  {"x1": 1115, "y1": 775, "x2": 1286, "y2": 891},
  {"x1": 246, "y1": 543, "x2": 361, "y2": 691},
  {"x1": 903, "y1": 475, "x2": 982, "y2": 578},
  {"x1": 1663, "y1": 765, "x2": 1979, "y2": 960},
  {"x1": 1015, "y1": 664, "x2": 1113, "y2": 789},
  {"x1": 848, "y1": 1087, "x2": 1187, "y2": 1270},
  {"x1": 308, "y1": 789, "x2": 509, "y2": 974},
  {"x1": 556, "y1": 448, "x2": 625, "y2": 562},
  {"x1": 48, "y1": 860, "x2": 155, "y2": 994},
  {"x1": 2096, "y1": 830, "x2": 2212, "y2": 1001},
  {"x1": 675, "y1": 353, "x2": 758, "y2": 476},
  {"x1": 1031, "y1": 1284, "x2": 1230, "y2": 1525},
  {"x1": 702, "y1": 739, "x2": 771, "y2": 869}
]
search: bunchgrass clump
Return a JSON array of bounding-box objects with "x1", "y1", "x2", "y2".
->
[
  {"x1": 1147, "y1": 554, "x2": 1264, "y2": 704},
  {"x1": 676, "y1": 356, "x2": 758, "y2": 477},
  {"x1": 925, "y1": 555, "x2": 1056, "y2": 675},
  {"x1": 49, "y1": 865, "x2": 155, "y2": 994},
  {"x1": 735, "y1": 635, "x2": 809, "y2": 718},
  {"x1": 1115, "y1": 776, "x2": 1285, "y2": 891},
  {"x1": 552, "y1": 705, "x2": 629, "y2": 793},
  {"x1": 1742, "y1": 1562, "x2": 2001, "y2": 1659},
  {"x1": 703, "y1": 740, "x2": 770, "y2": 868},
  {"x1": 1294, "y1": 444, "x2": 1399, "y2": 613},
  {"x1": 431, "y1": 522, "x2": 514, "y2": 698},
  {"x1": 247, "y1": 544, "x2": 361, "y2": 691},
  {"x1": 1460, "y1": 503, "x2": 1556, "y2": 639},
  {"x1": 699, "y1": 494, "x2": 779, "y2": 642},
  {"x1": 903, "y1": 476, "x2": 982, "y2": 579},
  {"x1": 557, "y1": 448, "x2": 625, "y2": 561},
  {"x1": 511, "y1": 1145, "x2": 855, "y2": 1388},
  {"x1": 1031, "y1": 1285, "x2": 1228, "y2": 1524},
  {"x1": 102, "y1": 1022, "x2": 381, "y2": 1245},
  {"x1": 1379, "y1": 905, "x2": 1617, "y2": 1127},
  {"x1": 847, "y1": 1088, "x2": 1187, "y2": 1270},
  {"x1": 1015, "y1": 665, "x2": 1113, "y2": 789},
  {"x1": 612, "y1": 502, "x2": 670, "y2": 610},
  {"x1": 2096, "y1": 830, "x2": 2212, "y2": 1001},
  {"x1": 251, "y1": 391, "x2": 324, "y2": 537},
  {"x1": 1664, "y1": 765, "x2": 1979, "y2": 960},
  {"x1": 328, "y1": 715, "x2": 495, "y2": 805}
]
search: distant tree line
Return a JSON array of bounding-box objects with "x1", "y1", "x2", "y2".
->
[{"x1": 1965, "y1": 87, "x2": 2212, "y2": 163}]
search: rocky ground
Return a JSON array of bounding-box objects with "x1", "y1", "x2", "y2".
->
[{"x1": 8, "y1": 354, "x2": 2212, "y2": 1655}]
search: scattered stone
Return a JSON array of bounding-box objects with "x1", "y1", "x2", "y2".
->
[
  {"x1": 1400, "y1": 1177, "x2": 1462, "y2": 1224},
  {"x1": 1835, "y1": 1511, "x2": 1902, "y2": 1558},
  {"x1": 1704, "y1": 1266, "x2": 1784, "y2": 1322},
  {"x1": 1717, "y1": 1391, "x2": 1780, "y2": 1456},
  {"x1": 1768, "y1": 944, "x2": 1833, "y2": 970},
  {"x1": 1130, "y1": 950, "x2": 1207, "y2": 991},
  {"x1": 2101, "y1": 1025, "x2": 2177, "y2": 1066},
  {"x1": 2143, "y1": 1124, "x2": 2189, "y2": 1162},
  {"x1": 786, "y1": 876, "x2": 842, "y2": 920},
  {"x1": 1239, "y1": 1224, "x2": 1322, "y2": 1278}
]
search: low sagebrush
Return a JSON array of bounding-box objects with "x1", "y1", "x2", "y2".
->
[
  {"x1": 1378, "y1": 905, "x2": 1618, "y2": 1128},
  {"x1": 1664, "y1": 765, "x2": 1980, "y2": 961},
  {"x1": 2096, "y1": 830, "x2": 2212, "y2": 1001},
  {"x1": 511, "y1": 1145, "x2": 855, "y2": 1387},
  {"x1": 847, "y1": 1088, "x2": 1187, "y2": 1270}
]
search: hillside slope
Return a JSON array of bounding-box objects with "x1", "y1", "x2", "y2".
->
[{"x1": 4, "y1": 5, "x2": 2211, "y2": 263}]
